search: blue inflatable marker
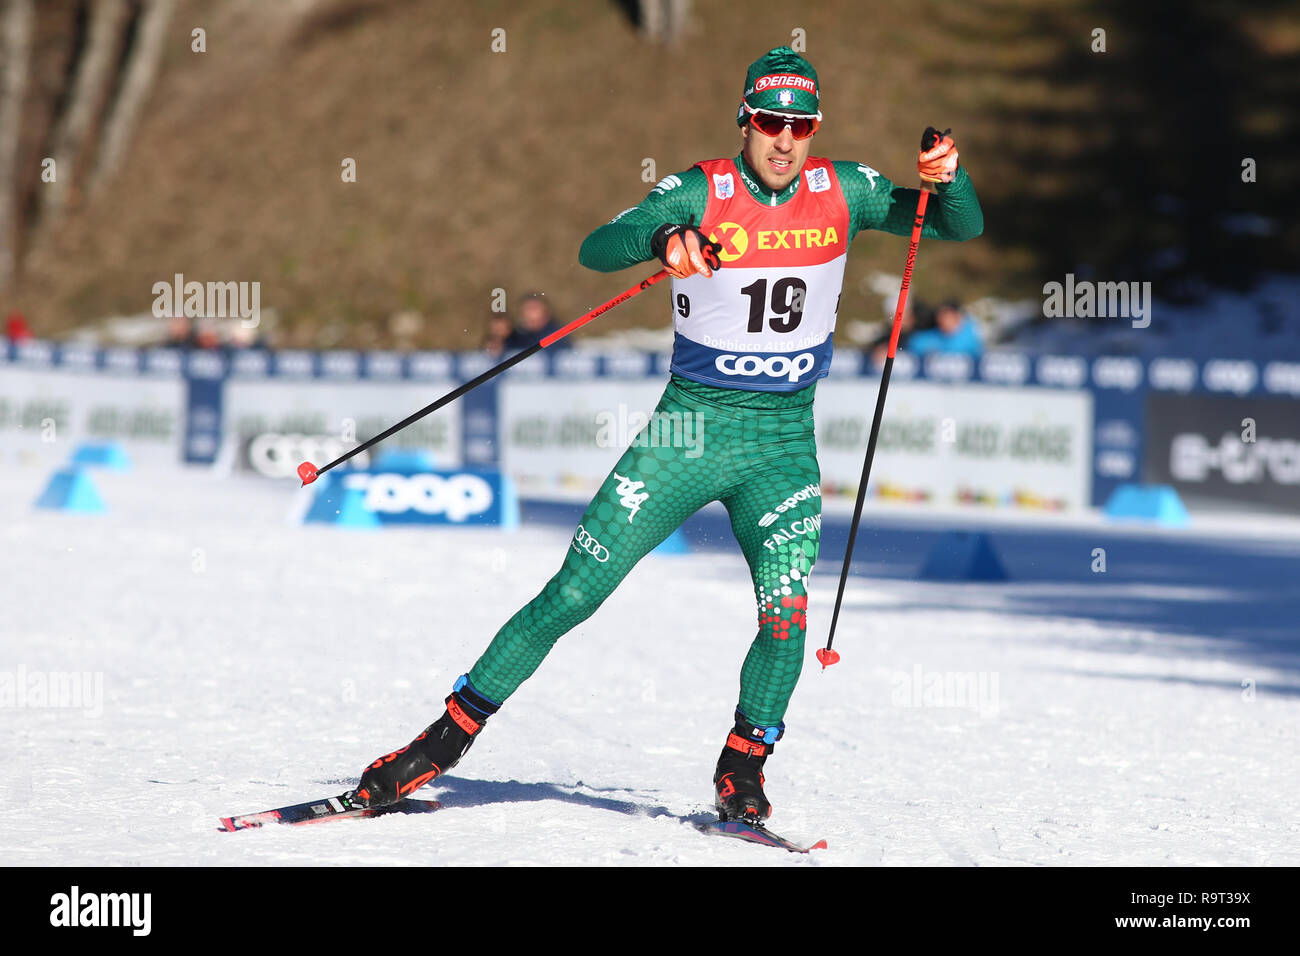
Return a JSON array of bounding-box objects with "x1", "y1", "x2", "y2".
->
[
  {"x1": 34, "y1": 467, "x2": 107, "y2": 515},
  {"x1": 918, "y1": 530, "x2": 1008, "y2": 581},
  {"x1": 70, "y1": 440, "x2": 131, "y2": 471},
  {"x1": 652, "y1": 527, "x2": 692, "y2": 556},
  {"x1": 373, "y1": 448, "x2": 437, "y2": 471},
  {"x1": 1104, "y1": 484, "x2": 1189, "y2": 526}
]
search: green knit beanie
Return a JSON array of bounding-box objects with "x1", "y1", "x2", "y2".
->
[{"x1": 736, "y1": 46, "x2": 820, "y2": 126}]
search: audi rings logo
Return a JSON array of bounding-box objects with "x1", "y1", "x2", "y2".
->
[
  {"x1": 246, "y1": 433, "x2": 369, "y2": 478},
  {"x1": 715, "y1": 352, "x2": 816, "y2": 383},
  {"x1": 571, "y1": 524, "x2": 610, "y2": 563}
]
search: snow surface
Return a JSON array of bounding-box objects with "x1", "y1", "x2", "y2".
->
[{"x1": 2, "y1": 461, "x2": 1298, "y2": 866}]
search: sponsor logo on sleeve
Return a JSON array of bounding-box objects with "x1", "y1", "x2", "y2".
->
[
  {"x1": 652, "y1": 174, "x2": 682, "y2": 196},
  {"x1": 857, "y1": 164, "x2": 880, "y2": 189}
]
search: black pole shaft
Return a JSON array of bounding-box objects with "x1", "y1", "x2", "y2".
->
[
  {"x1": 821, "y1": 187, "x2": 932, "y2": 656},
  {"x1": 823, "y1": 354, "x2": 894, "y2": 651},
  {"x1": 309, "y1": 269, "x2": 669, "y2": 478}
]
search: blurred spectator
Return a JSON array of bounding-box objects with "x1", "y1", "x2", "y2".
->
[
  {"x1": 164, "y1": 315, "x2": 197, "y2": 349},
  {"x1": 483, "y1": 311, "x2": 512, "y2": 358},
  {"x1": 5, "y1": 311, "x2": 33, "y2": 341},
  {"x1": 193, "y1": 318, "x2": 221, "y2": 349},
  {"x1": 228, "y1": 321, "x2": 268, "y2": 350},
  {"x1": 906, "y1": 299, "x2": 982, "y2": 357},
  {"x1": 505, "y1": 292, "x2": 570, "y2": 351},
  {"x1": 389, "y1": 310, "x2": 424, "y2": 350}
]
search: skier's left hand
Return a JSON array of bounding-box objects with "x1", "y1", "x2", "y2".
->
[{"x1": 918, "y1": 127, "x2": 959, "y2": 184}]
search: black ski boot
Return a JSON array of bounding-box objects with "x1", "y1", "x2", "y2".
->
[
  {"x1": 713, "y1": 710, "x2": 784, "y2": 823},
  {"x1": 354, "y1": 676, "x2": 499, "y2": 808}
]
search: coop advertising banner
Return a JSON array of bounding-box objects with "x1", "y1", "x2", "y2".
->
[
  {"x1": 499, "y1": 378, "x2": 1093, "y2": 511},
  {"x1": 0, "y1": 365, "x2": 184, "y2": 464},
  {"x1": 222, "y1": 379, "x2": 463, "y2": 473},
  {"x1": 1145, "y1": 392, "x2": 1300, "y2": 512}
]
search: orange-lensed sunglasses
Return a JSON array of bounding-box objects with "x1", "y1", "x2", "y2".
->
[{"x1": 744, "y1": 104, "x2": 822, "y2": 140}]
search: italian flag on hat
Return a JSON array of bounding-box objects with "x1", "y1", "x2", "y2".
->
[{"x1": 737, "y1": 46, "x2": 820, "y2": 125}]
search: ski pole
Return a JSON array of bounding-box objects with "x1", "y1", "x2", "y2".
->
[
  {"x1": 297, "y1": 269, "x2": 670, "y2": 486},
  {"x1": 816, "y1": 183, "x2": 934, "y2": 669}
]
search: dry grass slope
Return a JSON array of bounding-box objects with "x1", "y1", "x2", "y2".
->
[{"x1": 10, "y1": 0, "x2": 1298, "y2": 347}]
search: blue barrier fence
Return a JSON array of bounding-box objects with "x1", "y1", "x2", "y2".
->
[{"x1": 5, "y1": 338, "x2": 1299, "y2": 510}]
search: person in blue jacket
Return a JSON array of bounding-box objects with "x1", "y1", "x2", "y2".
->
[{"x1": 907, "y1": 299, "x2": 982, "y2": 357}]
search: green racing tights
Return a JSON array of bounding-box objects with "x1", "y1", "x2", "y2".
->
[{"x1": 466, "y1": 374, "x2": 823, "y2": 727}]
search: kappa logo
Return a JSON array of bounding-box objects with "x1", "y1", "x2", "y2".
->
[
  {"x1": 707, "y1": 221, "x2": 749, "y2": 262},
  {"x1": 716, "y1": 352, "x2": 816, "y2": 383},
  {"x1": 571, "y1": 524, "x2": 610, "y2": 563},
  {"x1": 713, "y1": 173, "x2": 735, "y2": 200},
  {"x1": 804, "y1": 166, "x2": 831, "y2": 193},
  {"x1": 611, "y1": 471, "x2": 649, "y2": 522}
]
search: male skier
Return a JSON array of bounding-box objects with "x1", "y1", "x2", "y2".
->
[{"x1": 354, "y1": 47, "x2": 983, "y2": 823}]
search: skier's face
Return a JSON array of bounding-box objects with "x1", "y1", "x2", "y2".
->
[{"x1": 741, "y1": 120, "x2": 812, "y2": 191}]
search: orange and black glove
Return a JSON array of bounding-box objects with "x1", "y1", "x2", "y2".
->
[
  {"x1": 650, "y1": 224, "x2": 721, "y2": 279},
  {"x1": 918, "y1": 126, "x2": 959, "y2": 184}
]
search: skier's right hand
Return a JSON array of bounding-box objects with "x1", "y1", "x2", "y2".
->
[{"x1": 650, "y1": 223, "x2": 721, "y2": 279}]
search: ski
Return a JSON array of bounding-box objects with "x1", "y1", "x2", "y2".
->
[
  {"x1": 697, "y1": 819, "x2": 828, "y2": 854},
  {"x1": 218, "y1": 792, "x2": 441, "y2": 832}
]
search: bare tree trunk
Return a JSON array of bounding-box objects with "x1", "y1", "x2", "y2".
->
[
  {"x1": 665, "y1": 0, "x2": 691, "y2": 47},
  {"x1": 90, "y1": 0, "x2": 177, "y2": 198},
  {"x1": 38, "y1": 0, "x2": 131, "y2": 234},
  {"x1": 638, "y1": 0, "x2": 691, "y2": 46},
  {"x1": 0, "y1": 0, "x2": 34, "y2": 292},
  {"x1": 638, "y1": 0, "x2": 665, "y2": 42}
]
